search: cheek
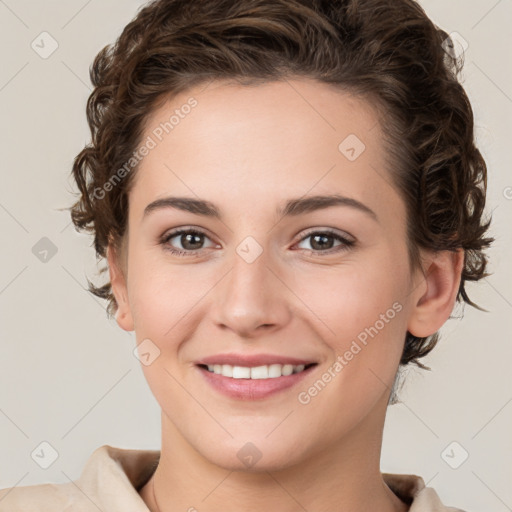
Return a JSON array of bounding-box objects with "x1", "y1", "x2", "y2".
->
[
  {"x1": 293, "y1": 256, "x2": 405, "y2": 340},
  {"x1": 292, "y1": 258, "x2": 407, "y2": 401},
  {"x1": 126, "y1": 248, "x2": 197, "y2": 334}
]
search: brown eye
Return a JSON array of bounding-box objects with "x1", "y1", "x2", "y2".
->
[
  {"x1": 296, "y1": 229, "x2": 355, "y2": 255},
  {"x1": 160, "y1": 228, "x2": 216, "y2": 256},
  {"x1": 175, "y1": 232, "x2": 204, "y2": 250},
  {"x1": 309, "y1": 233, "x2": 336, "y2": 250}
]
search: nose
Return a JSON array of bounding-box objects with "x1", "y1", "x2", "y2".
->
[{"x1": 210, "y1": 244, "x2": 292, "y2": 338}]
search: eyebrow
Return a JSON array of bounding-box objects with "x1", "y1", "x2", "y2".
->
[{"x1": 142, "y1": 194, "x2": 378, "y2": 222}]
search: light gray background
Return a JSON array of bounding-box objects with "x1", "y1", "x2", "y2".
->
[{"x1": 0, "y1": 1, "x2": 511, "y2": 511}]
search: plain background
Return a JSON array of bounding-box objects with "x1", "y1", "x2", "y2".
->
[{"x1": 0, "y1": 1, "x2": 510, "y2": 510}]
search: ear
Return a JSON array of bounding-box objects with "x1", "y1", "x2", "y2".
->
[
  {"x1": 106, "y1": 243, "x2": 134, "y2": 332},
  {"x1": 407, "y1": 248, "x2": 464, "y2": 338}
]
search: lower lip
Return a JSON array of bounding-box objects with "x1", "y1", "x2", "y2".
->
[{"x1": 196, "y1": 364, "x2": 317, "y2": 400}]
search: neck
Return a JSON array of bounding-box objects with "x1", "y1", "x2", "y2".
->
[{"x1": 140, "y1": 398, "x2": 409, "y2": 512}]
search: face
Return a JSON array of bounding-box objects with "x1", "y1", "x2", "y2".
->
[{"x1": 109, "y1": 78, "x2": 442, "y2": 470}]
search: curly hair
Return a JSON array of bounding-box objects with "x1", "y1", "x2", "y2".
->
[{"x1": 68, "y1": 0, "x2": 494, "y2": 370}]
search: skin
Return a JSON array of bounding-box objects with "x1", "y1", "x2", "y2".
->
[{"x1": 107, "y1": 78, "x2": 464, "y2": 512}]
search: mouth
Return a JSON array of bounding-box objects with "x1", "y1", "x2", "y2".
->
[
  {"x1": 195, "y1": 362, "x2": 318, "y2": 400},
  {"x1": 196, "y1": 362, "x2": 318, "y2": 379}
]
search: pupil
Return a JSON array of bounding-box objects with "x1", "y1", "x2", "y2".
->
[
  {"x1": 183, "y1": 233, "x2": 202, "y2": 249},
  {"x1": 312, "y1": 234, "x2": 333, "y2": 250}
]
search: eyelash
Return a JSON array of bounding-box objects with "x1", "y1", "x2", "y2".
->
[{"x1": 159, "y1": 227, "x2": 355, "y2": 257}]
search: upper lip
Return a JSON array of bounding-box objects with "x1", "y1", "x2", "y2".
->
[{"x1": 195, "y1": 353, "x2": 317, "y2": 367}]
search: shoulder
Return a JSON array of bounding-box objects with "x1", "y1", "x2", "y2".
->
[
  {"x1": 383, "y1": 472, "x2": 469, "y2": 512},
  {"x1": 0, "y1": 444, "x2": 160, "y2": 512},
  {"x1": 413, "y1": 485, "x2": 468, "y2": 512},
  {"x1": 0, "y1": 446, "x2": 108, "y2": 512},
  {"x1": 0, "y1": 481, "x2": 89, "y2": 512}
]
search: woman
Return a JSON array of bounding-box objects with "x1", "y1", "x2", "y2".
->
[{"x1": 0, "y1": 0, "x2": 493, "y2": 510}]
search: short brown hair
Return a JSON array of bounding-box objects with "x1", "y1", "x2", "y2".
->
[{"x1": 68, "y1": 0, "x2": 494, "y2": 370}]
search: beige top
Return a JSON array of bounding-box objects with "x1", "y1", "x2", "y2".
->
[{"x1": 0, "y1": 444, "x2": 466, "y2": 511}]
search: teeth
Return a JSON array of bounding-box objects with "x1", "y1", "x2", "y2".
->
[{"x1": 206, "y1": 363, "x2": 307, "y2": 379}]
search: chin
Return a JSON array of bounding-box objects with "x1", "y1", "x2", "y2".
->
[{"x1": 193, "y1": 434, "x2": 308, "y2": 472}]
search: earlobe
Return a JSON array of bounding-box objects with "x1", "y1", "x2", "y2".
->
[
  {"x1": 106, "y1": 244, "x2": 135, "y2": 332},
  {"x1": 407, "y1": 249, "x2": 464, "y2": 338}
]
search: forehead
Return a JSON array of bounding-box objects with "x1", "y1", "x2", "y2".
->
[{"x1": 130, "y1": 78, "x2": 398, "y2": 220}]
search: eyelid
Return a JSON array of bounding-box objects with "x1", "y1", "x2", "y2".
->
[
  {"x1": 160, "y1": 226, "x2": 356, "y2": 257},
  {"x1": 293, "y1": 226, "x2": 355, "y2": 244},
  {"x1": 291, "y1": 227, "x2": 355, "y2": 255},
  {"x1": 160, "y1": 226, "x2": 217, "y2": 246}
]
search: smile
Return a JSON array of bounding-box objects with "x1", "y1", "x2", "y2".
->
[
  {"x1": 196, "y1": 363, "x2": 318, "y2": 400},
  {"x1": 199, "y1": 363, "x2": 316, "y2": 379}
]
